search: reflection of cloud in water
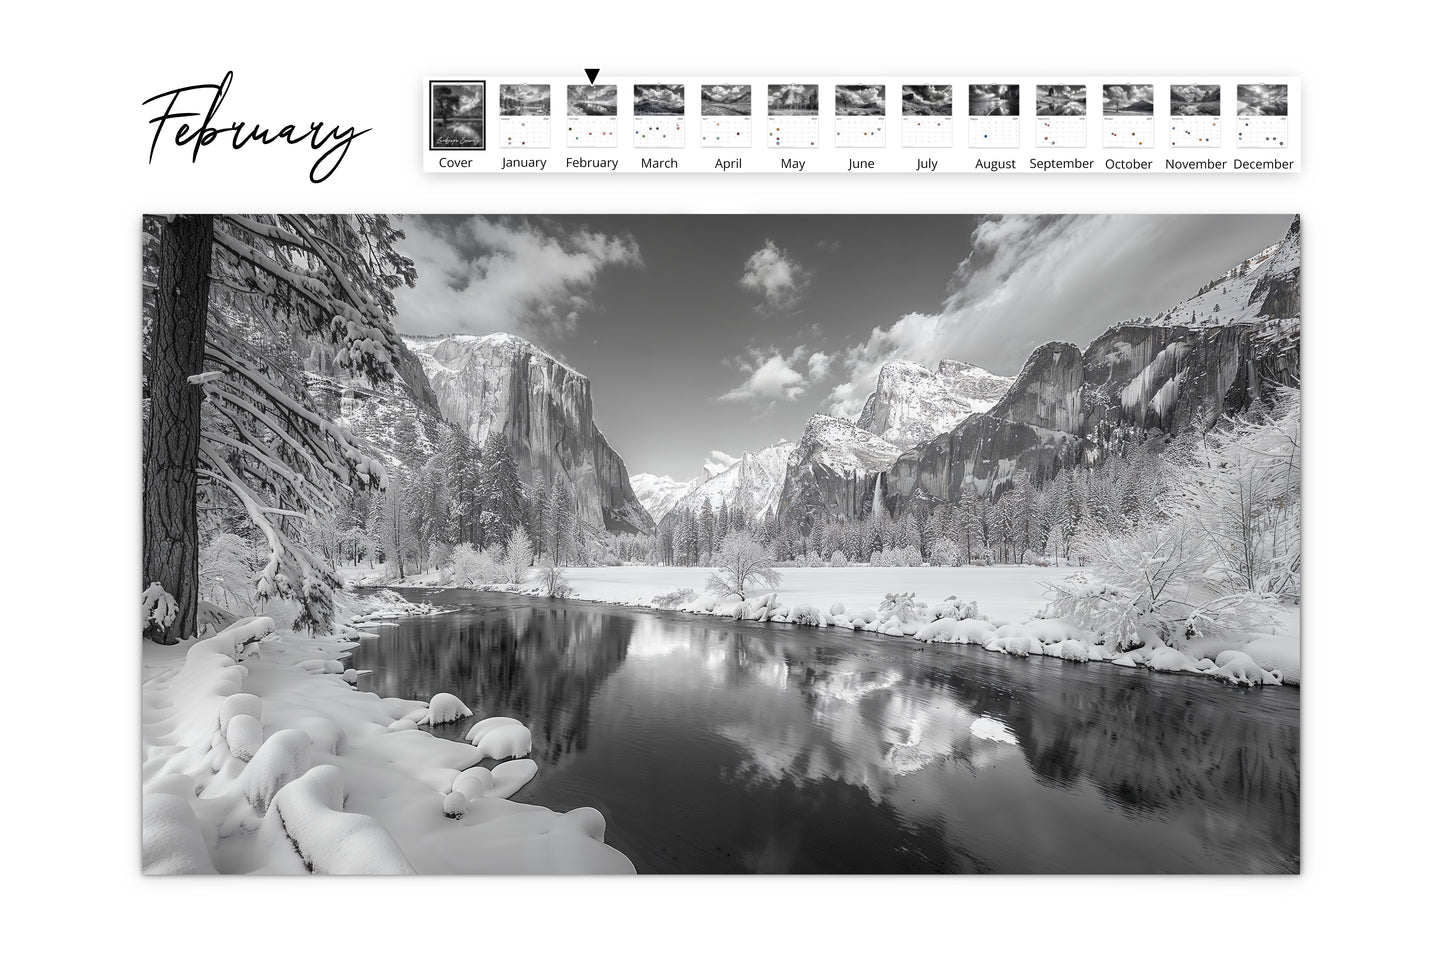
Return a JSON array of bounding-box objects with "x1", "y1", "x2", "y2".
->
[
  {"x1": 813, "y1": 670, "x2": 901, "y2": 704},
  {"x1": 716, "y1": 681, "x2": 1017, "y2": 802},
  {"x1": 969, "y1": 716, "x2": 1018, "y2": 744}
]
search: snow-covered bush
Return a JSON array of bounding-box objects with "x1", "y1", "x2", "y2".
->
[
  {"x1": 652, "y1": 587, "x2": 697, "y2": 609},
  {"x1": 450, "y1": 543, "x2": 500, "y2": 586},
  {"x1": 791, "y1": 604, "x2": 824, "y2": 626},
  {"x1": 499, "y1": 526, "x2": 533, "y2": 586},
  {"x1": 829, "y1": 550, "x2": 848, "y2": 567},
  {"x1": 930, "y1": 537, "x2": 963, "y2": 566},
  {"x1": 878, "y1": 592, "x2": 923, "y2": 624},
  {"x1": 537, "y1": 559, "x2": 573, "y2": 598}
]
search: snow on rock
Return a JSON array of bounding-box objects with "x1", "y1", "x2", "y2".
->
[
  {"x1": 659, "y1": 439, "x2": 797, "y2": 527},
  {"x1": 488, "y1": 759, "x2": 539, "y2": 799},
  {"x1": 855, "y1": 359, "x2": 1012, "y2": 449},
  {"x1": 142, "y1": 794, "x2": 216, "y2": 874},
  {"x1": 1209, "y1": 650, "x2": 1283, "y2": 687},
  {"x1": 443, "y1": 791, "x2": 468, "y2": 820},
  {"x1": 466, "y1": 717, "x2": 533, "y2": 760},
  {"x1": 452, "y1": 768, "x2": 495, "y2": 800},
  {"x1": 1143, "y1": 646, "x2": 1205, "y2": 675},
  {"x1": 424, "y1": 693, "x2": 473, "y2": 726}
]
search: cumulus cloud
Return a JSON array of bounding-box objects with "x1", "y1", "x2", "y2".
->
[
  {"x1": 739, "y1": 240, "x2": 810, "y2": 312},
  {"x1": 703, "y1": 450, "x2": 740, "y2": 476},
  {"x1": 393, "y1": 216, "x2": 642, "y2": 339},
  {"x1": 719, "y1": 344, "x2": 833, "y2": 407},
  {"x1": 827, "y1": 214, "x2": 1280, "y2": 418}
]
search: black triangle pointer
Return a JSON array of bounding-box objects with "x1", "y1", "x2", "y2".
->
[{"x1": 584, "y1": 68, "x2": 600, "y2": 84}]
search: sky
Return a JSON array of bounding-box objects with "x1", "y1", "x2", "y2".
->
[{"x1": 391, "y1": 213, "x2": 1294, "y2": 481}]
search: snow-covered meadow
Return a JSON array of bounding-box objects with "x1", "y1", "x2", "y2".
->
[
  {"x1": 141, "y1": 605, "x2": 635, "y2": 874},
  {"x1": 362, "y1": 563, "x2": 1301, "y2": 687}
]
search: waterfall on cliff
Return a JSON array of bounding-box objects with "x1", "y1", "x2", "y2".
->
[{"x1": 872, "y1": 473, "x2": 884, "y2": 518}]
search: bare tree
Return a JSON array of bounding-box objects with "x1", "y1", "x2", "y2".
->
[{"x1": 706, "y1": 532, "x2": 781, "y2": 601}]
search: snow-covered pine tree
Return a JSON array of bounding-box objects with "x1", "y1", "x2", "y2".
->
[
  {"x1": 143, "y1": 214, "x2": 415, "y2": 641},
  {"x1": 477, "y1": 432, "x2": 524, "y2": 545}
]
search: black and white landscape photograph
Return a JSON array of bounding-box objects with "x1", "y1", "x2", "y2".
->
[
  {"x1": 1036, "y1": 84, "x2": 1087, "y2": 115},
  {"x1": 141, "y1": 213, "x2": 1302, "y2": 875},
  {"x1": 429, "y1": 81, "x2": 486, "y2": 149},
  {"x1": 902, "y1": 84, "x2": 952, "y2": 115},
  {"x1": 701, "y1": 84, "x2": 751, "y2": 116},
  {"x1": 1238, "y1": 84, "x2": 1289, "y2": 116},
  {"x1": 633, "y1": 84, "x2": 684, "y2": 115},
  {"x1": 1172, "y1": 84, "x2": 1222, "y2": 115},
  {"x1": 566, "y1": 84, "x2": 617, "y2": 116},
  {"x1": 835, "y1": 84, "x2": 885, "y2": 115},
  {"x1": 969, "y1": 84, "x2": 1021, "y2": 116},
  {"x1": 1103, "y1": 84, "x2": 1154, "y2": 114},
  {"x1": 499, "y1": 84, "x2": 550, "y2": 117},
  {"x1": 768, "y1": 84, "x2": 819, "y2": 115}
]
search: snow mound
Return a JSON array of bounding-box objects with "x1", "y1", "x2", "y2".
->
[
  {"x1": 259, "y1": 766, "x2": 413, "y2": 874},
  {"x1": 424, "y1": 693, "x2": 472, "y2": 726},
  {"x1": 1209, "y1": 650, "x2": 1283, "y2": 687},
  {"x1": 466, "y1": 718, "x2": 532, "y2": 760},
  {"x1": 1143, "y1": 646, "x2": 1204, "y2": 674},
  {"x1": 224, "y1": 714, "x2": 263, "y2": 762},
  {"x1": 241, "y1": 729, "x2": 312, "y2": 816},
  {"x1": 142, "y1": 794, "x2": 215, "y2": 874},
  {"x1": 489, "y1": 759, "x2": 539, "y2": 798}
]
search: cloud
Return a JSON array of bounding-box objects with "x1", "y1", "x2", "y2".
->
[
  {"x1": 393, "y1": 216, "x2": 642, "y2": 339},
  {"x1": 806, "y1": 351, "x2": 831, "y2": 381},
  {"x1": 827, "y1": 214, "x2": 1279, "y2": 418},
  {"x1": 739, "y1": 240, "x2": 810, "y2": 311},
  {"x1": 703, "y1": 450, "x2": 739, "y2": 476},
  {"x1": 719, "y1": 344, "x2": 833, "y2": 407}
]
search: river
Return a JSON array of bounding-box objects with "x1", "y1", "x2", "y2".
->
[{"x1": 350, "y1": 588, "x2": 1300, "y2": 874}]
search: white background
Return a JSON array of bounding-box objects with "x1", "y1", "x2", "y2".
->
[{"x1": 3, "y1": 2, "x2": 1437, "y2": 960}]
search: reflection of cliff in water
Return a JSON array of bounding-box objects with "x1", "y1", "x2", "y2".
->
[
  {"x1": 353, "y1": 601, "x2": 631, "y2": 765},
  {"x1": 709, "y1": 628, "x2": 1298, "y2": 866}
]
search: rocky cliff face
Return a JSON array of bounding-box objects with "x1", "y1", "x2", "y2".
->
[
  {"x1": 406, "y1": 333, "x2": 653, "y2": 535},
  {"x1": 776, "y1": 415, "x2": 901, "y2": 527},
  {"x1": 882, "y1": 218, "x2": 1302, "y2": 510},
  {"x1": 856, "y1": 359, "x2": 1012, "y2": 449},
  {"x1": 888, "y1": 318, "x2": 1300, "y2": 508}
]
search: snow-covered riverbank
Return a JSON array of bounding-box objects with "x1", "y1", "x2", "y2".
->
[
  {"x1": 356, "y1": 563, "x2": 1300, "y2": 687},
  {"x1": 141, "y1": 611, "x2": 635, "y2": 874}
]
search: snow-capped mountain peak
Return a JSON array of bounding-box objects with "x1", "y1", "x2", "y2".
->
[
  {"x1": 1147, "y1": 215, "x2": 1301, "y2": 329},
  {"x1": 855, "y1": 358, "x2": 1012, "y2": 449}
]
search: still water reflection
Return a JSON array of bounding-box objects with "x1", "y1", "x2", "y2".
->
[{"x1": 351, "y1": 588, "x2": 1300, "y2": 874}]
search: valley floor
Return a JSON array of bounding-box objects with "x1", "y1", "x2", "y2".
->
[{"x1": 355, "y1": 563, "x2": 1302, "y2": 687}]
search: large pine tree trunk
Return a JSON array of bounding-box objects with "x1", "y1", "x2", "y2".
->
[{"x1": 143, "y1": 215, "x2": 213, "y2": 643}]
